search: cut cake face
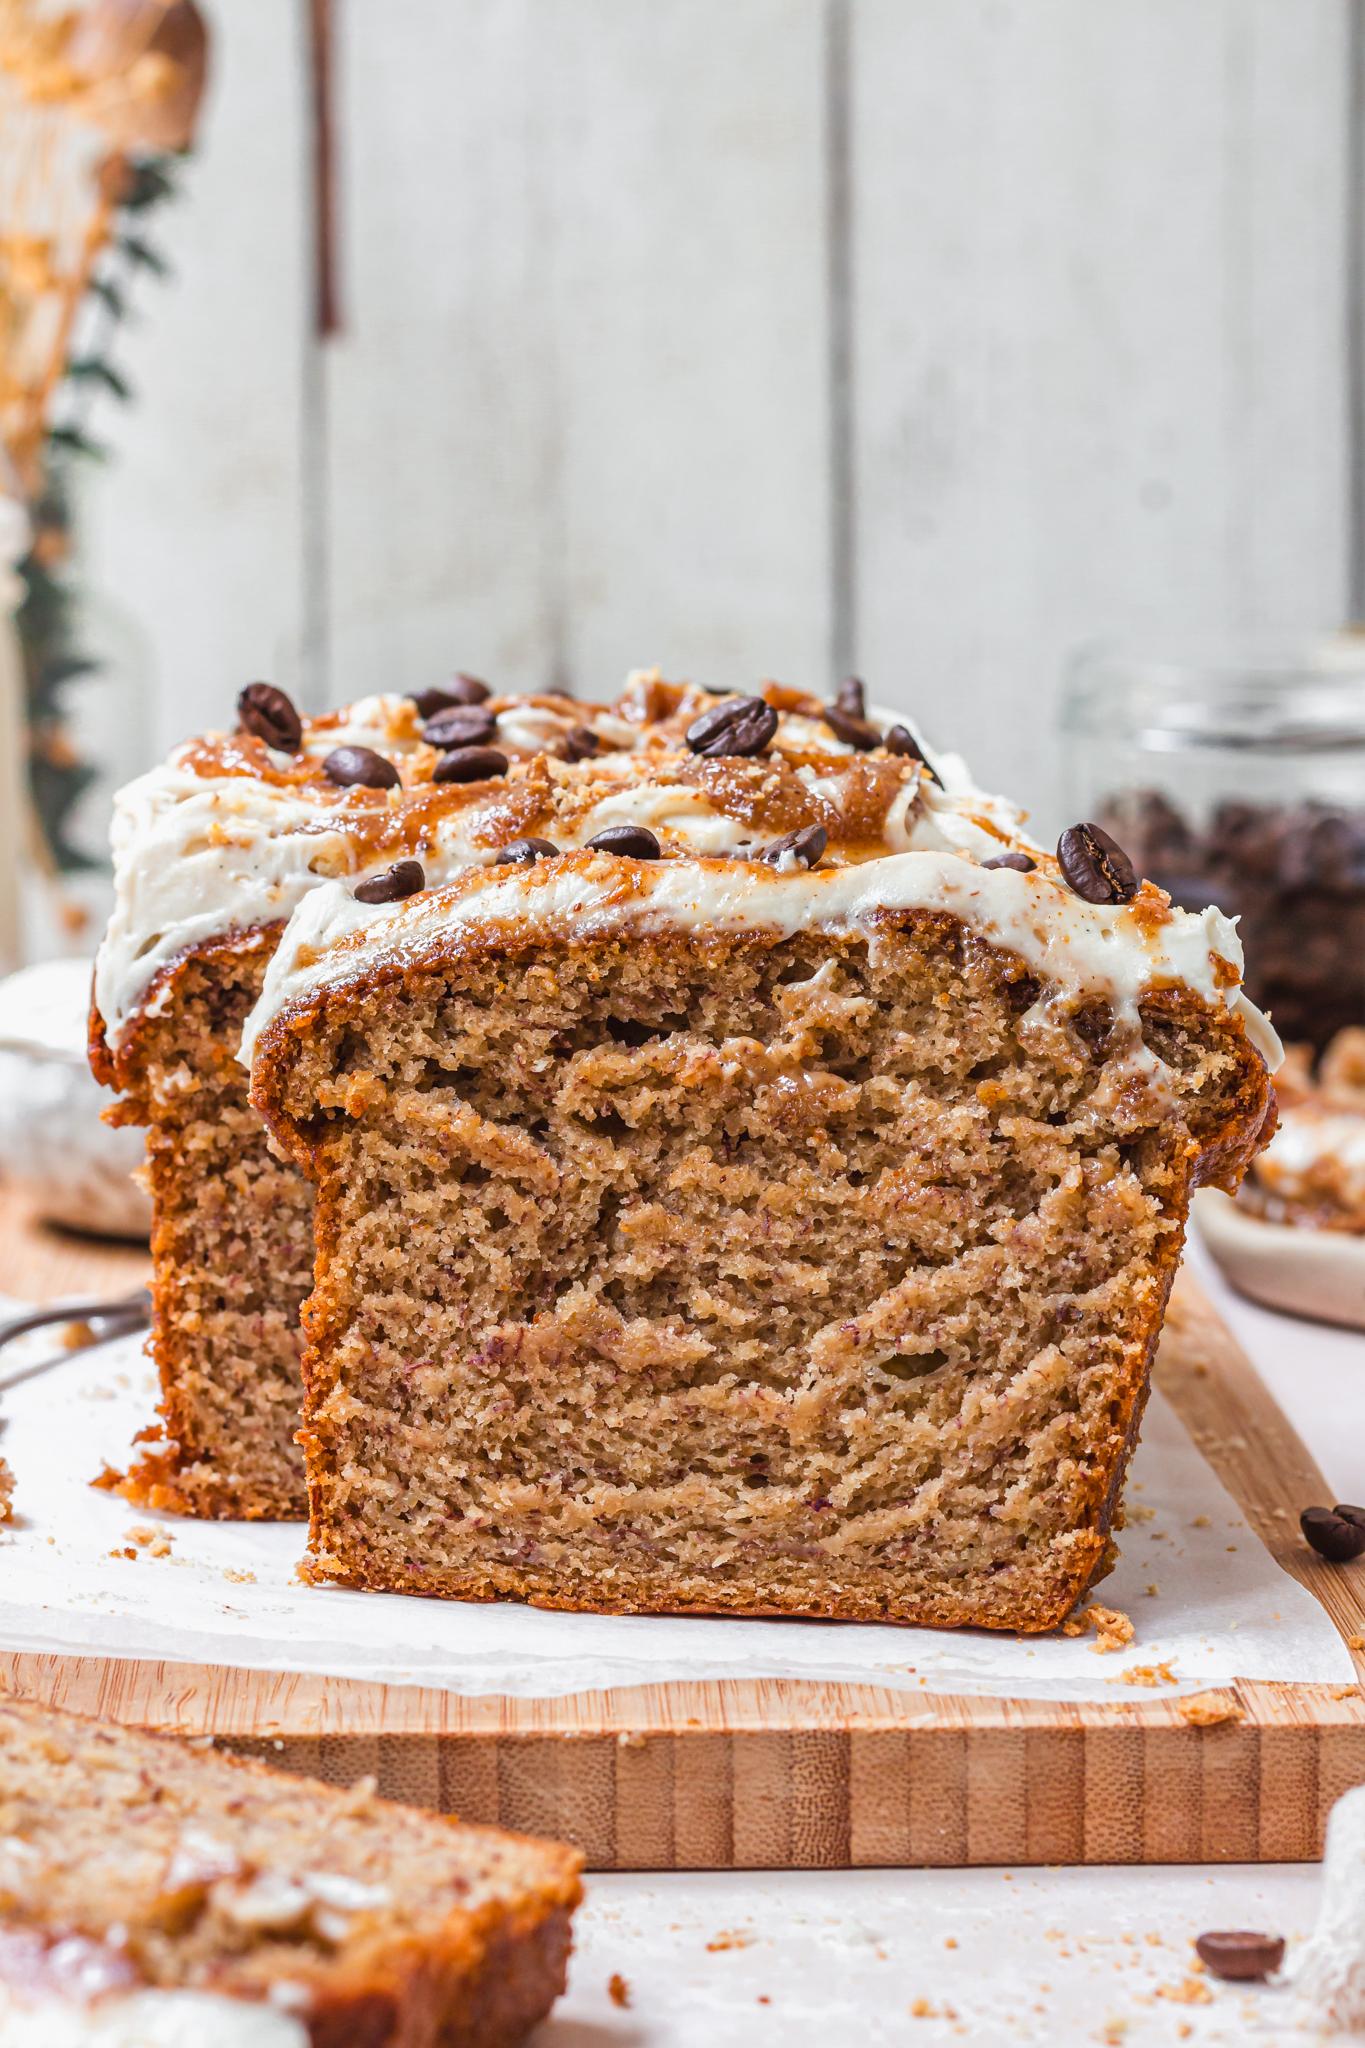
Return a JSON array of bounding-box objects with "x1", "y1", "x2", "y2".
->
[
  {"x1": 245, "y1": 818, "x2": 1276, "y2": 1630},
  {"x1": 90, "y1": 674, "x2": 923, "y2": 1518},
  {"x1": 0, "y1": 1695, "x2": 580, "y2": 2044}
]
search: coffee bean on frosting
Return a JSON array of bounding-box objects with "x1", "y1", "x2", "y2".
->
[
  {"x1": 762, "y1": 825, "x2": 827, "y2": 869},
  {"x1": 354, "y1": 859, "x2": 425, "y2": 904},
  {"x1": 411, "y1": 675, "x2": 490, "y2": 718},
  {"x1": 423, "y1": 706, "x2": 498, "y2": 750},
  {"x1": 685, "y1": 696, "x2": 779, "y2": 759},
  {"x1": 497, "y1": 837, "x2": 560, "y2": 865},
  {"x1": 883, "y1": 723, "x2": 944, "y2": 787},
  {"x1": 1056, "y1": 822, "x2": 1139, "y2": 904},
  {"x1": 587, "y1": 825, "x2": 662, "y2": 860},
  {"x1": 432, "y1": 746, "x2": 509, "y2": 784},
  {"x1": 835, "y1": 675, "x2": 866, "y2": 719},
  {"x1": 821, "y1": 702, "x2": 881, "y2": 751},
  {"x1": 1194, "y1": 1932, "x2": 1285, "y2": 1982},
  {"x1": 237, "y1": 682, "x2": 302, "y2": 753},
  {"x1": 982, "y1": 851, "x2": 1037, "y2": 873},
  {"x1": 1302, "y1": 1504, "x2": 1365, "y2": 1562},
  {"x1": 563, "y1": 726, "x2": 600, "y2": 762},
  {"x1": 323, "y1": 746, "x2": 400, "y2": 790}
]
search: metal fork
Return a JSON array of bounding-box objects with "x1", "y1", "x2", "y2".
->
[{"x1": 0, "y1": 1288, "x2": 151, "y2": 1391}]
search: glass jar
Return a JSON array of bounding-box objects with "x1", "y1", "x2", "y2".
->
[{"x1": 1060, "y1": 637, "x2": 1365, "y2": 1053}]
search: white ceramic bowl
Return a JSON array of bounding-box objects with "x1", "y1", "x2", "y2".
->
[
  {"x1": 0, "y1": 957, "x2": 150, "y2": 1239},
  {"x1": 1193, "y1": 1186, "x2": 1365, "y2": 1331}
]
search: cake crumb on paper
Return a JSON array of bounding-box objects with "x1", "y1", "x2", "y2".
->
[
  {"x1": 1127, "y1": 1503, "x2": 1156, "y2": 1523},
  {"x1": 1110, "y1": 1660, "x2": 1176, "y2": 1688},
  {"x1": 1155, "y1": 1977, "x2": 1213, "y2": 2005},
  {"x1": 1191, "y1": 1515, "x2": 1210, "y2": 1528},
  {"x1": 222, "y1": 1568, "x2": 256, "y2": 1584},
  {"x1": 607, "y1": 1974, "x2": 630, "y2": 2008},
  {"x1": 707, "y1": 1931, "x2": 756, "y2": 1952}
]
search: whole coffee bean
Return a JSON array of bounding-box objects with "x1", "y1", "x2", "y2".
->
[
  {"x1": 1057, "y1": 822, "x2": 1139, "y2": 904},
  {"x1": 762, "y1": 825, "x2": 827, "y2": 869},
  {"x1": 323, "y1": 746, "x2": 400, "y2": 790},
  {"x1": 354, "y1": 859, "x2": 425, "y2": 904},
  {"x1": 982, "y1": 851, "x2": 1037, "y2": 873},
  {"x1": 433, "y1": 746, "x2": 509, "y2": 784},
  {"x1": 1302, "y1": 1505, "x2": 1365, "y2": 1562},
  {"x1": 497, "y1": 837, "x2": 560, "y2": 865},
  {"x1": 884, "y1": 723, "x2": 944, "y2": 787},
  {"x1": 1194, "y1": 1931, "x2": 1285, "y2": 1982},
  {"x1": 685, "y1": 696, "x2": 779, "y2": 759},
  {"x1": 587, "y1": 825, "x2": 662, "y2": 860},
  {"x1": 423, "y1": 706, "x2": 498, "y2": 750},
  {"x1": 835, "y1": 676, "x2": 866, "y2": 719},
  {"x1": 411, "y1": 675, "x2": 490, "y2": 718},
  {"x1": 821, "y1": 702, "x2": 881, "y2": 751},
  {"x1": 237, "y1": 682, "x2": 302, "y2": 753},
  {"x1": 563, "y1": 726, "x2": 600, "y2": 763}
]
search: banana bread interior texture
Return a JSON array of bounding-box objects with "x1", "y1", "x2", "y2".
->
[
  {"x1": 254, "y1": 911, "x2": 1268, "y2": 1629},
  {"x1": 95, "y1": 932, "x2": 313, "y2": 1518}
]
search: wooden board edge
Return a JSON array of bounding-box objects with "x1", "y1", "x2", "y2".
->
[{"x1": 0, "y1": 1654, "x2": 1361, "y2": 1739}]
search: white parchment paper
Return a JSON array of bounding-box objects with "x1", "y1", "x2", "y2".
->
[{"x1": 0, "y1": 1306, "x2": 1349, "y2": 1703}]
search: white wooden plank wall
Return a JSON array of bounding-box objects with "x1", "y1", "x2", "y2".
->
[{"x1": 80, "y1": 0, "x2": 1350, "y2": 834}]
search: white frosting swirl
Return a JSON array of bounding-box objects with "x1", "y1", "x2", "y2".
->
[{"x1": 239, "y1": 849, "x2": 1279, "y2": 1073}]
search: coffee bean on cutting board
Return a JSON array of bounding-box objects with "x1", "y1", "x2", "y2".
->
[
  {"x1": 237, "y1": 682, "x2": 302, "y2": 753},
  {"x1": 587, "y1": 825, "x2": 662, "y2": 860},
  {"x1": 433, "y1": 746, "x2": 509, "y2": 784},
  {"x1": 354, "y1": 860, "x2": 425, "y2": 904},
  {"x1": 1302, "y1": 1504, "x2": 1365, "y2": 1562},
  {"x1": 685, "y1": 697, "x2": 779, "y2": 759},
  {"x1": 323, "y1": 746, "x2": 400, "y2": 790},
  {"x1": 1057, "y1": 822, "x2": 1139, "y2": 904},
  {"x1": 1194, "y1": 1931, "x2": 1285, "y2": 1981}
]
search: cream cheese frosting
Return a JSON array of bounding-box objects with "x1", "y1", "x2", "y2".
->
[
  {"x1": 239, "y1": 845, "x2": 1280, "y2": 1073},
  {"x1": 92, "y1": 690, "x2": 951, "y2": 1053}
]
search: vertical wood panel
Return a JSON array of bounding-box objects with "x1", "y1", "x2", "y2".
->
[
  {"x1": 1259, "y1": 1728, "x2": 1319, "y2": 1863},
  {"x1": 789, "y1": 1730, "x2": 850, "y2": 1866},
  {"x1": 673, "y1": 1733, "x2": 733, "y2": 1867},
  {"x1": 966, "y1": 1729, "x2": 1027, "y2": 1864},
  {"x1": 732, "y1": 1732, "x2": 793, "y2": 1867},
  {"x1": 82, "y1": 0, "x2": 311, "y2": 754},
  {"x1": 327, "y1": 0, "x2": 831, "y2": 707},
  {"x1": 1200, "y1": 1724, "x2": 1261, "y2": 1861},
  {"x1": 852, "y1": 0, "x2": 1350, "y2": 831},
  {"x1": 1141, "y1": 1729, "x2": 1203, "y2": 1864},
  {"x1": 439, "y1": 1736, "x2": 500, "y2": 1824},
  {"x1": 1024, "y1": 1729, "x2": 1084, "y2": 1865},
  {"x1": 849, "y1": 1729, "x2": 912, "y2": 1864},
  {"x1": 1083, "y1": 1730, "x2": 1144, "y2": 1863},
  {"x1": 613, "y1": 1735, "x2": 676, "y2": 1870},
  {"x1": 908, "y1": 1730, "x2": 968, "y2": 1865}
]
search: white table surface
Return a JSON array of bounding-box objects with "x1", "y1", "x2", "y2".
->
[{"x1": 534, "y1": 1230, "x2": 1365, "y2": 2045}]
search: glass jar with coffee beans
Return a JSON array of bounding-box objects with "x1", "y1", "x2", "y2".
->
[{"x1": 1060, "y1": 637, "x2": 1365, "y2": 1051}]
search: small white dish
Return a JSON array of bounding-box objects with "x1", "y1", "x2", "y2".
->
[
  {"x1": 1193, "y1": 1186, "x2": 1365, "y2": 1331},
  {"x1": 0, "y1": 957, "x2": 149, "y2": 1240}
]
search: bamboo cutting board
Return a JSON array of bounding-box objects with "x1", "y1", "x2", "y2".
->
[{"x1": 0, "y1": 1191, "x2": 1362, "y2": 1870}]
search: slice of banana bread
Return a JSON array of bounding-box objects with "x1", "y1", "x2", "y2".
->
[
  {"x1": 245, "y1": 827, "x2": 1276, "y2": 1631},
  {"x1": 90, "y1": 675, "x2": 931, "y2": 1520},
  {"x1": 0, "y1": 1694, "x2": 580, "y2": 2045}
]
